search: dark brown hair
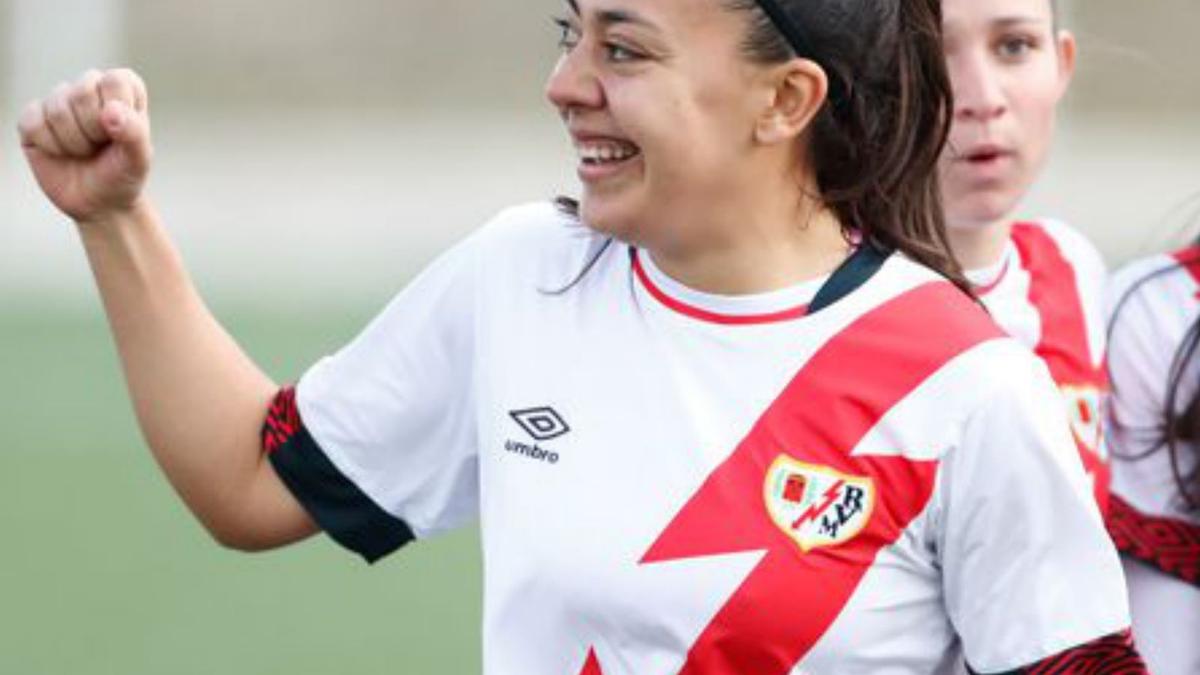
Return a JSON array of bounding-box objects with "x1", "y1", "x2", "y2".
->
[
  {"x1": 1109, "y1": 245, "x2": 1200, "y2": 512},
  {"x1": 554, "y1": 0, "x2": 968, "y2": 295},
  {"x1": 727, "y1": 0, "x2": 967, "y2": 292},
  {"x1": 1163, "y1": 316, "x2": 1200, "y2": 511}
]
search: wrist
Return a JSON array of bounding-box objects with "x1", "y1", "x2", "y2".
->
[{"x1": 75, "y1": 196, "x2": 156, "y2": 234}]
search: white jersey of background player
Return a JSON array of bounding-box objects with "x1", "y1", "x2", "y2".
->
[
  {"x1": 1107, "y1": 245, "x2": 1200, "y2": 675},
  {"x1": 939, "y1": 0, "x2": 1110, "y2": 512},
  {"x1": 17, "y1": 0, "x2": 1145, "y2": 671}
]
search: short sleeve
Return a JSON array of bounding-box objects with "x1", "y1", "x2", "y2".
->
[
  {"x1": 270, "y1": 228, "x2": 485, "y2": 562},
  {"x1": 938, "y1": 355, "x2": 1130, "y2": 672}
]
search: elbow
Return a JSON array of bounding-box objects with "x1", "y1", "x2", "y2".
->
[
  {"x1": 196, "y1": 499, "x2": 312, "y2": 553},
  {"x1": 204, "y1": 519, "x2": 264, "y2": 552},
  {"x1": 209, "y1": 527, "x2": 277, "y2": 553},
  {"x1": 200, "y1": 512, "x2": 283, "y2": 553}
]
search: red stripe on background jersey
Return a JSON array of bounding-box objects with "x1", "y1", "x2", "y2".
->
[
  {"x1": 577, "y1": 648, "x2": 604, "y2": 675},
  {"x1": 1012, "y1": 629, "x2": 1147, "y2": 674},
  {"x1": 1171, "y1": 245, "x2": 1200, "y2": 298},
  {"x1": 1010, "y1": 223, "x2": 1110, "y2": 511},
  {"x1": 642, "y1": 281, "x2": 1004, "y2": 675},
  {"x1": 1107, "y1": 494, "x2": 1200, "y2": 586}
]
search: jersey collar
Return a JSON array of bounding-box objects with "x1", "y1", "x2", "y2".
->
[{"x1": 630, "y1": 242, "x2": 890, "y2": 326}]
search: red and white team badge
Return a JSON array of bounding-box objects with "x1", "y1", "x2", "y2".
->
[
  {"x1": 1061, "y1": 385, "x2": 1105, "y2": 460},
  {"x1": 764, "y1": 456, "x2": 875, "y2": 553}
]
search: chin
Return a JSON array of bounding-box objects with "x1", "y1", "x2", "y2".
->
[
  {"x1": 945, "y1": 192, "x2": 1022, "y2": 231},
  {"x1": 580, "y1": 195, "x2": 644, "y2": 243}
]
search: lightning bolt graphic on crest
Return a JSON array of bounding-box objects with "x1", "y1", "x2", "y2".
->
[
  {"x1": 639, "y1": 283, "x2": 1003, "y2": 675},
  {"x1": 791, "y1": 479, "x2": 844, "y2": 531}
]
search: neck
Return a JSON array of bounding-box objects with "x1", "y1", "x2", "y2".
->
[
  {"x1": 649, "y1": 196, "x2": 850, "y2": 296},
  {"x1": 946, "y1": 218, "x2": 1013, "y2": 271}
]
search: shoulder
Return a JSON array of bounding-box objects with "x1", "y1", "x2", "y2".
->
[
  {"x1": 1013, "y1": 218, "x2": 1107, "y2": 280},
  {"x1": 843, "y1": 253, "x2": 1014, "y2": 395},
  {"x1": 1109, "y1": 248, "x2": 1195, "y2": 313},
  {"x1": 470, "y1": 201, "x2": 615, "y2": 287},
  {"x1": 876, "y1": 254, "x2": 994, "y2": 328},
  {"x1": 475, "y1": 201, "x2": 597, "y2": 251},
  {"x1": 1107, "y1": 248, "x2": 1200, "y2": 369}
]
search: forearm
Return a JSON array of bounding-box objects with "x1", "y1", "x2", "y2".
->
[{"x1": 78, "y1": 200, "x2": 313, "y2": 548}]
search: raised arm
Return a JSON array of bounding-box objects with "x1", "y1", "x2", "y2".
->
[{"x1": 18, "y1": 68, "x2": 317, "y2": 550}]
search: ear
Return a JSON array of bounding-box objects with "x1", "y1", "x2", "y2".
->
[
  {"x1": 1054, "y1": 29, "x2": 1077, "y2": 99},
  {"x1": 755, "y1": 59, "x2": 829, "y2": 146}
]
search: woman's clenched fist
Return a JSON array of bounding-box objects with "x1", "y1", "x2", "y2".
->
[{"x1": 18, "y1": 68, "x2": 153, "y2": 224}]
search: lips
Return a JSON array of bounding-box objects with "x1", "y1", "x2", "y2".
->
[
  {"x1": 570, "y1": 130, "x2": 642, "y2": 183},
  {"x1": 573, "y1": 134, "x2": 641, "y2": 166},
  {"x1": 957, "y1": 143, "x2": 1014, "y2": 164}
]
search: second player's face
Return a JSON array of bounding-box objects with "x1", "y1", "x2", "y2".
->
[
  {"x1": 544, "y1": 0, "x2": 767, "y2": 249},
  {"x1": 939, "y1": 0, "x2": 1075, "y2": 232}
]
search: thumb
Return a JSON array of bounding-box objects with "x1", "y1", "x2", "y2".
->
[{"x1": 100, "y1": 99, "x2": 152, "y2": 174}]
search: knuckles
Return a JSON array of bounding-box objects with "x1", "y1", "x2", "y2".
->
[
  {"x1": 68, "y1": 81, "x2": 98, "y2": 108},
  {"x1": 44, "y1": 91, "x2": 73, "y2": 123}
]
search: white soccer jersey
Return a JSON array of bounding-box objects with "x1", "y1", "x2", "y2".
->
[
  {"x1": 967, "y1": 220, "x2": 1110, "y2": 512},
  {"x1": 268, "y1": 203, "x2": 1130, "y2": 674},
  {"x1": 1107, "y1": 247, "x2": 1200, "y2": 675}
]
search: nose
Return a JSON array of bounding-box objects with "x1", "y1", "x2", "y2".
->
[
  {"x1": 544, "y1": 46, "x2": 605, "y2": 117},
  {"x1": 951, "y1": 51, "x2": 1007, "y2": 122}
]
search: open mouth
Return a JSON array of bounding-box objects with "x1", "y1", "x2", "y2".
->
[
  {"x1": 577, "y1": 138, "x2": 642, "y2": 167},
  {"x1": 967, "y1": 151, "x2": 1006, "y2": 164},
  {"x1": 960, "y1": 145, "x2": 1012, "y2": 165}
]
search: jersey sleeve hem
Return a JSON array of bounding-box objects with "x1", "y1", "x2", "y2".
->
[
  {"x1": 967, "y1": 629, "x2": 1147, "y2": 674},
  {"x1": 264, "y1": 387, "x2": 416, "y2": 563},
  {"x1": 1108, "y1": 493, "x2": 1200, "y2": 587}
]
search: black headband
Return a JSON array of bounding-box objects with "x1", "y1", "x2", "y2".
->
[{"x1": 753, "y1": 0, "x2": 846, "y2": 106}]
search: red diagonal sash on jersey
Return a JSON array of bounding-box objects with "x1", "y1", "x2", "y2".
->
[
  {"x1": 641, "y1": 282, "x2": 1004, "y2": 675},
  {"x1": 1010, "y1": 223, "x2": 1110, "y2": 510}
]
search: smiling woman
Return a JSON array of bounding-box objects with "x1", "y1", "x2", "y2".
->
[{"x1": 16, "y1": 0, "x2": 1143, "y2": 673}]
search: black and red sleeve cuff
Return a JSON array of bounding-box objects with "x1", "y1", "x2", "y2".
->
[
  {"x1": 1107, "y1": 493, "x2": 1200, "y2": 587},
  {"x1": 263, "y1": 387, "x2": 415, "y2": 564},
  {"x1": 969, "y1": 630, "x2": 1147, "y2": 674}
]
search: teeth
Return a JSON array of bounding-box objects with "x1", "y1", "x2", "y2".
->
[{"x1": 578, "y1": 141, "x2": 638, "y2": 163}]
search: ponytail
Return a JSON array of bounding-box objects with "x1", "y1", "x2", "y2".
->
[{"x1": 734, "y1": 0, "x2": 969, "y2": 294}]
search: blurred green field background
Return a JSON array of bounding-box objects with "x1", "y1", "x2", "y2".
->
[{"x1": 0, "y1": 305, "x2": 482, "y2": 675}]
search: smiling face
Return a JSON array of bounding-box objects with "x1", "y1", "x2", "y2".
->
[
  {"x1": 545, "y1": 0, "x2": 777, "y2": 250},
  {"x1": 939, "y1": 0, "x2": 1074, "y2": 233}
]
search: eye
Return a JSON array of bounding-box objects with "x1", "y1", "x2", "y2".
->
[
  {"x1": 553, "y1": 16, "x2": 580, "y2": 51},
  {"x1": 996, "y1": 35, "x2": 1037, "y2": 60},
  {"x1": 604, "y1": 42, "x2": 644, "y2": 63}
]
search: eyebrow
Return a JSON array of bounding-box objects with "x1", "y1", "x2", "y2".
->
[
  {"x1": 565, "y1": 0, "x2": 659, "y2": 30},
  {"x1": 990, "y1": 16, "x2": 1050, "y2": 29}
]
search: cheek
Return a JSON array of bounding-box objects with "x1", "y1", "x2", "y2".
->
[
  {"x1": 605, "y1": 77, "x2": 685, "y2": 143},
  {"x1": 1009, "y1": 74, "x2": 1063, "y2": 152}
]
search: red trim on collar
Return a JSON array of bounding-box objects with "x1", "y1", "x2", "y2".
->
[
  {"x1": 630, "y1": 249, "x2": 809, "y2": 325},
  {"x1": 972, "y1": 257, "x2": 1011, "y2": 297}
]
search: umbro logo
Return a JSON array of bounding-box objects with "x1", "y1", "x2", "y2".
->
[
  {"x1": 509, "y1": 407, "x2": 570, "y2": 441},
  {"x1": 505, "y1": 407, "x2": 569, "y2": 466}
]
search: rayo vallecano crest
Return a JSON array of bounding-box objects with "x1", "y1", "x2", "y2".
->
[
  {"x1": 764, "y1": 456, "x2": 875, "y2": 553},
  {"x1": 1061, "y1": 385, "x2": 1105, "y2": 459}
]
